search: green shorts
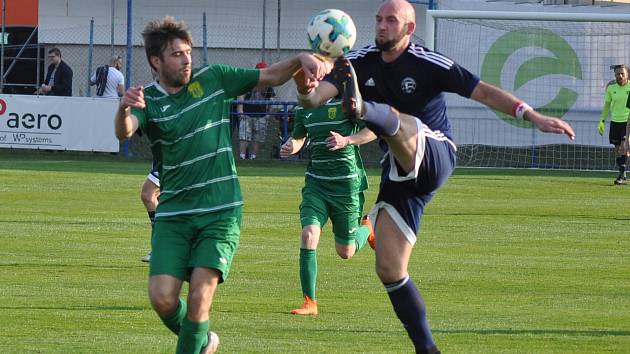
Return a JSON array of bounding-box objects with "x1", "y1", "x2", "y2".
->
[
  {"x1": 299, "y1": 184, "x2": 364, "y2": 245},
  {"x1": 150, "y1": 207, "x2": 241, "y2": 283}
]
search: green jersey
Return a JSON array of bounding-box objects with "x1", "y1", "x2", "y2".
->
[
  {"x1": 604, "y1": 82, "x2": 630, "y2": 123},
  {"x1": 132, "y1": 64, "x2": 259, "y2": 218},
  {"x1": 292, "y1": 99, "x2": 368, "y2": 195}
]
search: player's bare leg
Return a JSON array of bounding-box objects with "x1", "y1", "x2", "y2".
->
[
  {"x1": 372, "y1": 209, "x2": 440, "y2": 354},
  {"x1": 373, "y1": 108, "x2": 420, "y2": 174},
  {"x1": 149, "y1": 275, "x2": 186, "y2": 334},
  {"x1": 373, "y1": 209, "x2": 412, "y2": 283},
  {"x1": 181, "y1": 267, "x2": 221, "y2": 354}
]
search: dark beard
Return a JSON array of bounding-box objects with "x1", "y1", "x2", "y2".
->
[
  {"x1": 163, "y1": 70, "x2": 191, "y2": 88},
  {"x1": 375, "y1": 38, "x2": 396, "y2": 52}
]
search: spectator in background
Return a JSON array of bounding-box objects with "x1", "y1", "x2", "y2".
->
[
  {"x1": 598, "y1": 64, "x2": 630, "y2": 185},
  {"x1": 90, "y1": 55, "x2": 125, "y2": 99},
  {"x1": 37, "y1": 47, "x2": 73, "y2": 96},
  {"x1": 236, "y1": 61, "x2": 276, "y2": 160}
]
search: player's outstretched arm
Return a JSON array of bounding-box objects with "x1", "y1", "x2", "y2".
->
[
  {"x1": 259, "y1": 53, "x2": 332, "y2": 88},
  {"x1": 115, "y1": 85, "x2": 144, "y2": 141},
  {"x1": 470, "y1": 81, "x2": 575, "y2": 140},
  {"x1": 280, "y1": 137, "x2": 306, "y2": 158},
  {"x1": 326, "y1": 128, "x2": 377, "y2": 151},
  {"x1": 293, "y1": 68, "x2": 338, "y2": 109},
  {"x1": 525, "y1": 110, "x2": 575, "y2": 139}
]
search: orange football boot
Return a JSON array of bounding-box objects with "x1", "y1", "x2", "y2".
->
[{"x1": 290, "y1": 296, "x2": 318, "y2": 315}]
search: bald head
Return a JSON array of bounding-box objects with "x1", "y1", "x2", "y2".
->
[
  {"x1": 379, "y1": 0, "x2": 416, "y2": 25},
  {"x1": 110, "y1": 55, "x2": 123, "y2": 70},
  {"x1": 375, "y1": 0, "x2": 416, "y2": 55}
]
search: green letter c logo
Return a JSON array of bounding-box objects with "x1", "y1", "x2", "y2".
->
[{"x1": 481, "y1": 28, "x2": 582, "y2": 128}]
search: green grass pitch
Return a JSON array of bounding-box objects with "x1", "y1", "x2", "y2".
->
[{"x1": 0, "y1": 150, "x2": 629, "y2": 353}]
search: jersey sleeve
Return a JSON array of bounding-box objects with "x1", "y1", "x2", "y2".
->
[
  {"x1": 131, "y1": 106, "x2": 147, "y2": 132},
  {"x1": 116, "y1": 71, "x2": 125, "y2": 86},
  {"x1": 605, "y1": 86, "x2": 612, "y2": 103},
  {"x1": 434, "y1": 61, "x2": 480, "y2": 98},
  {"x1": 626, "y1": 89, "x2": 630, "y2": 109},
  {"x1": 212, "y1": 64, "x2": 260, "y2": 98},
  {"x1": 291, "y1": 107, "x2": 307, "y2": 139}
]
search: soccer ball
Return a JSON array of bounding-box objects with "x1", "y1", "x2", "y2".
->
[{"x1": 307, "y1": 9, "x2": 357, "y2": 59}]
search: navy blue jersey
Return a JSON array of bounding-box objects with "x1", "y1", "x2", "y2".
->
[{"x1": 335, "y1": 43, "x2": 480, "y2": 140}]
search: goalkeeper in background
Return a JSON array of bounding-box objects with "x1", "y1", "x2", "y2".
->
[
  {"x1": 598, "y1": 64, "x2": 630, "y2": 185},
  {"x1": 280, "y1": 95, "x2": 375, "y2": 316}
]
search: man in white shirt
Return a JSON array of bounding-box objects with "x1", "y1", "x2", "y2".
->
[{"x1": 90, "y1": 55, "x2": 125, "y2": 99}]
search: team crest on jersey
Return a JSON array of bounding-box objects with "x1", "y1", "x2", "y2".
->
[
  {"x1": 188, "y1": 81, "x2": 204, "y2": 98},
  {"x1": 328, "y1": 107, "x2": 337, "y2": 119},
  {"x1": 401, "y1": 77, "x2": 416, "y2": 94}
]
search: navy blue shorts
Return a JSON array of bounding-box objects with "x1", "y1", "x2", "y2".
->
[
  {"x1": 147, "y1": 160, "x2": 160, "y2": 187},
  {"x1": 370, "y1": 124, "x2": 456, "y2": 244}
]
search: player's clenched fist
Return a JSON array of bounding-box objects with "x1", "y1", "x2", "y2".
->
[
  {"x1": 121, "y1": 86, "x2": 145, "y2": 109},
  {"x1": 279, "y1": 139, "x2": 295, "y2": 158}
]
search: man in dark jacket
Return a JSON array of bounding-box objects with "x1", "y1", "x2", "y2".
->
[{"x1": 37, "y1": 47, "x2": 73, "y2": 96}]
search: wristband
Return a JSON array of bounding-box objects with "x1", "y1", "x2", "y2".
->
[
  {"x1": 297, "y1": 89, "x2": 315, "y2": 101},
  {"x1": 512, "y1": 101, "x2": 533, "y2": 120}
]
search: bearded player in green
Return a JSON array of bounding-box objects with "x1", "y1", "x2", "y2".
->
[
  {"x1": 115, "y1": 16, "x2": 331, "y2": 354},
  {"x1": 280, "y1": 94, "x2": 377, "y2": 316}
]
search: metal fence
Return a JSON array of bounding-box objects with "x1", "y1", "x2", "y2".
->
[{"x1": 1, "y1": 2, "x2": 618, "y2": 170}]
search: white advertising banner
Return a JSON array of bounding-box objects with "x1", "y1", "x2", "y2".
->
[
  {"x1": 434, "y1": 16, "x2": 630, "y2": 147},
  {"x1": 0, "y1": 95, "x2": 119, "y2": 152}
]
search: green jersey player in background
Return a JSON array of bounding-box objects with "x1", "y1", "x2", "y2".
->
[
  {"x1": 280, "y1": 97, "x2": 376, "y2": 316},
  {"x1": 115, "y1": 16, "x2": 332, "y2": 354}
]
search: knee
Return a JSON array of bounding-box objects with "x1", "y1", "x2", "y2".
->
[
  {"x1": 335, "y1": 244, "x2": 354, "y2": 259},
  {"x1": 140, "y1": 184, "x2": 158, "y2": 209},
  {"x1": 375, "y1": 262, "x2": 403, "y2": 284},
  {"x1": 300, "y1": 227, "x2": 320, "y2": 249},
  {"x1": 187, "y1": 287, "x2": 210, "y2": 309},
  {"x1": 140, "y1": 189, "x2": 153, "y2": 207},
  {"x1": 149, "y1": 288, "x2": 179, "y2": 317}
]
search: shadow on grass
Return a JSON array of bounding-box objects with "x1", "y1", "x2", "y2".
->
[
  {"x1": 0, "y1": 149, "x2": 149, "y2": 175},
  {"x1": 0, "y1": 305, "x2": 147, "y2": 311},
  {"x1": 0, "y1": 263, "x2": 144, "y2": 270},
  {"x1": 433, "y1": 328, "x2": 630, "y2": 337}
]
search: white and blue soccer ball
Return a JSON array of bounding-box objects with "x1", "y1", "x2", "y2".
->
[{"x1": 307, "y1": 9, "x2": 357, "y2": 59}]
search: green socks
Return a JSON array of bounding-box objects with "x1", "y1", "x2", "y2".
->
[
  {"x1": 160, "y1": 298, "x2": 187, "y2": 335},
  {"x1": 175, "y1": 318, "x2": 209, "y2": 354},
  {"x1": 299, "y1": 248, "x2": 317, "y2": 300},
  {"x1": 354, "y1": 225, "x2": 370, "y2": 251}
]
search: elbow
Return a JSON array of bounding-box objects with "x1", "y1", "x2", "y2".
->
[{"x1": 115, "y1": 125, "x2": 134, "y2": 141}]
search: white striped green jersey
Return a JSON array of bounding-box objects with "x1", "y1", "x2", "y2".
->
[
  {"x1": 132, "y1": 64, "x2": 259, "y2": 218},
  {"x1": 292, "y1": 99, "x2": 368, "y2": 195}
]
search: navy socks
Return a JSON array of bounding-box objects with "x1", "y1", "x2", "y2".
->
[{"x1": 385, "y1": 276, "x2": 437, "y2": 354}]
